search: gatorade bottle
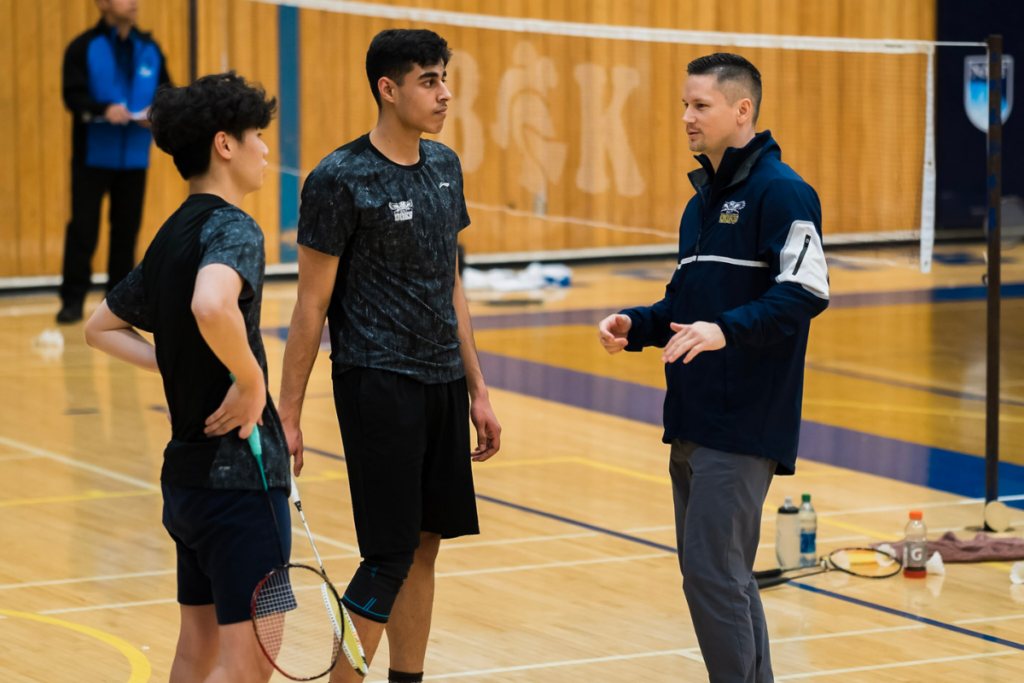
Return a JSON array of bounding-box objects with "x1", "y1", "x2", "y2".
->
[
  {"x1": 776, "y1": 496, "x2": 801, "y2": 569},
  {"x1": 903, "y1": 511, "x2": 928, "y2": 578},
  {"x1": 799, "y1": 494, "x2": 817, "y2": 567}
]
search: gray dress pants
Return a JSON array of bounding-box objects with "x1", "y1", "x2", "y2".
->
[{"x1": 670, "y1": 439, "x2": 777, "y2": 683}]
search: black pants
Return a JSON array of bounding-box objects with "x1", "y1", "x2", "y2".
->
[{"x1": 60, "y1": 163, "x2": 147, "y2": 306}]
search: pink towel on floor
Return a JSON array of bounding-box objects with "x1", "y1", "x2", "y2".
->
[{"x1": 874, "y1": 531, "x2": 1024, "y2": 563}]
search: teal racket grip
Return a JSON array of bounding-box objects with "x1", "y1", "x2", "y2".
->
[{"x1": 227, "y1": 373, "x2": 263, "y2": 457}]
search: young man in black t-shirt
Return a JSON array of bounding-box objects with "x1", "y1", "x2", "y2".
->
[
  {"x1": 279, "y1": 30, "x2": 501, "y2": 683},
  {"x1": 84, "y1": 73, "x2": 286, "y2": 683}
]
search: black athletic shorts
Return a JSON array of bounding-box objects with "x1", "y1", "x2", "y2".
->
[
  {"x1": 333, "y1": 367, "x2": 479, "y2": 557},
  {"x1": 161, "y1": 483, "x2": 291, "y2": 625}
]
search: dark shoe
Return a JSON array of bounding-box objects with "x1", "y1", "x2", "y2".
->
[{"x1": 56, "y1": 303, "x2": 83, "y2": 324}]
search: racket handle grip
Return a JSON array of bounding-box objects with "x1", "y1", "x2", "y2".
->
[
  {"x1": 227, "y1": 373, "x2": 263, "y2": 457},
  {"x1": 757, "y1": 575, "x2": 792, "y2": 589},
  {"x1": 753, "y1": 568, "x2": 783, "y2": 580},
  {"x1": 290, "y1": 476, "x2": 301, "y2": 505}
]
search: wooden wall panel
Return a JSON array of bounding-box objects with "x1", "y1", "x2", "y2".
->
[
  {"x1": 0, "y1": 0, "x2": 18, "y2": 277},
  {"x1": 0, "y1": 0, "x2": 940, "y2": 277},
  {"x1": 295, "y1": 0, "x2": 937, "y2": 258}
]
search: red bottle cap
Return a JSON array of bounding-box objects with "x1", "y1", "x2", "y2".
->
[{"x1": 909, "y1": 510, "x2": 923, "y2": 520}]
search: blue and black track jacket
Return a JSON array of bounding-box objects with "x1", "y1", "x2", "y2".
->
[
  {"x1": 621, "y1": 131, "x2": 829, "y2": 474},
  {"x1": 63, "y1": 20, "x2": 170, "y2": 169}
]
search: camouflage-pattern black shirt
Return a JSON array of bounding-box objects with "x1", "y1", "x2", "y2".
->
[
  {"x1": 105, "y1": 194, "x2": 290, "y2": 491},
  {"x1": 297, "y1": 134, "x2": 471, "y2": 385}
]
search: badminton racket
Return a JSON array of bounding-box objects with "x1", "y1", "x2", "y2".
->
[
  {"x1": 228, "y1": 375, "x2": 366, "y2": 679},
  {"x1": 756, "y1": 547, "x2": 902, "y2": 589}
]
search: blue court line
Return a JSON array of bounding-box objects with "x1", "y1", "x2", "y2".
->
[
  {"x1": 474, "y1": 494, "x2": 678, "y2": 553},
  {"x1": 303, "y1": 446, "x2": 345, "y2": 461},
  {"x1": 789, "y1": 582, "x2": 1024, "y2": 651},
  {"x1": 304, "y1": 445, "x2": 1024, "y2": 652}
]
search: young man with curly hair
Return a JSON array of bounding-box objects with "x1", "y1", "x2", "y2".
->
[
  {"x1": 84, "y1": 72, "x2": 286, "y2": 683},
  {"x1": 279, "y1": 29, "x2": 501, "y2": 683}
]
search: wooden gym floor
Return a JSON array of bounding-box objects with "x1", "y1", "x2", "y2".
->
[{"x1": 1, "y1": 243, "x2": 1023, "y2": 682}]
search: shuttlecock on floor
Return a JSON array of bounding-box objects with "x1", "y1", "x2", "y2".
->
[
  {"x1": 31, "y1": 328, "x2": 65, "y2": 360},
  {"x1": 875, "y1": 544, "x2": 897, "y2": 567},
  {"x1": 1011, "y1": 562, "x2": 1024, "y2": 585},
  {"x1": 926, "y1": 551, "x2": 945, "y2": 576}
]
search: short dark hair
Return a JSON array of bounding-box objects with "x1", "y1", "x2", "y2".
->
[
  {"x1": 686, "y1": 53, "x2": 763, "y2": 123},
  {"x1": 365, "y1": 29, "x2": 452, "y2": 108},
  {"x1": 149, "y1": 72, "x2": 277, "y2": 180}
]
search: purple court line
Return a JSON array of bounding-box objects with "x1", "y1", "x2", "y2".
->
[
  {"x1": 303, "y1": 444, "x2": 1024, "y2": 654},
  {"x1": 475, "y1": 351, "x2": 1024, "y2": 504}
]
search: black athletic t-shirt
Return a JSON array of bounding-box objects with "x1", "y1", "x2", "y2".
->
[
  {"x1": 105, "y1": 193, "x2": 289, "y2": 491},
  {"x1": 297, "y1": 135, "x2": 470, "y2": 385}
]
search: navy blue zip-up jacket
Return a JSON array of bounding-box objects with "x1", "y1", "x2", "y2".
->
[
  {"x1": 63, "y1": 20, "x2": 170, "y2": 169},
  {"x1": 621, "y1": 131, "x2": 829, "y2": 475}
]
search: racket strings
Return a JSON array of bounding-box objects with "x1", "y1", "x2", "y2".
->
[{"x1": 253, "y1": 565, "x2": 342, "y2": 680}]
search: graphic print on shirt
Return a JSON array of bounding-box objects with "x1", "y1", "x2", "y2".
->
[
  {"x1": 719, "y1": 200, "x2": 746, "y2": 224},
  {"x1": 390, "y1": 200, "x2": 414, "y2": 221}
]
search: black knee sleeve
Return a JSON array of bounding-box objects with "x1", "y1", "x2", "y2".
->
[{"x1": 341, "y1": 550, "x2": 415, "y2": 623}]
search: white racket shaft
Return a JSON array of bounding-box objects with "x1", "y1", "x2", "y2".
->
[{"x1": 291, "y1": 477, "x2": 369, "y2": 676}]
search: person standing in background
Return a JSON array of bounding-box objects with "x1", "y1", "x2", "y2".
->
[{"x1": 58, "y1": 0, "x2": 171, "y2": 323}]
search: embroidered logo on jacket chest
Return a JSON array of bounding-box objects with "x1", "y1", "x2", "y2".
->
[
  {"x1": 389, "y1": 200, "x2": 414, "y2": 221},
  {"x1": 719, "y1": 200, "x2": 746, "y2": 224}
]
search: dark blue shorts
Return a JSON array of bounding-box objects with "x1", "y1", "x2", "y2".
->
[{"x1": 161, "y1": 484, "x2": 292, "y2": 625}]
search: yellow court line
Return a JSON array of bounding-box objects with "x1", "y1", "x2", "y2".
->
[
  {"x1": 0, "y1": 609, "x2": 151, "y2": 683},
  {"x1": 0, "y1": 489, "x2": 158, "y2": 508},
  {"x1": 818, "y1": 518, "x2": 901, "y2": 541},
  {"x1": 476, "y1": 457, "x2": 580, "y2": 470},
  {"x1": 804, "y1": 398, "x2": 1024, "y2": 424}
]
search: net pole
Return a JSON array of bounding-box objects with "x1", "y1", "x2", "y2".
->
[
  {"x1": 984, "y1": 34, "x2": 1003, "y2": 513},
  {"x1": 189, "y1": 0, "x2": 199, "y2": 83},
  {"x1": 920, "y1": 47, "x2": 936, "y2": 273}
]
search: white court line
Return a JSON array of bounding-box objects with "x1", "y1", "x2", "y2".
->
[
  {"x1": 39, "y1": 598, "x2": 177, "y2": 615},
  {"x1": 0, "y1": 304, "x2": 60, "y2": 317},
  {"x1": 380, "y1": 625, "x2": 943, "y2": 681},
  {"x1": 625, "y1": 524, "x2": 675, "y2": 533},
  {"x1": 0, "y1": 436, "x2": 158, "y2": 491},
  {"x1": 819, "y1": 494, "x2": 1024, "y2": 518},
  {"x1": 293, "y1": 527, "x2": 359, "y2": 553},
  {"x1": 436, "y1": 553, "x2": 673, "y2": 578},
  {"x1": 443, "y1": 532, "x2": 598, "y2": 549},
  {"x1": 774, "y1": 650, "x2": 1020, "y2": 680},
  {"x1": 30, "y1": 553, "x2": 677, "y2": 615},
  {"x1": 398, "y1": 647, "x2": 702, "y2": 681},
  {"x1": 0, "y1": 534, "x2": 619, "y2": 592},
  {"x1": 0, "y1": 569, "x2": 176, "y2": 591},
  {"x1": 0, "y1": 553, "x2": 363, "y2": 592},
  {"x1": 954, "y1": 613, "x2": 1024, "y2": 625},
  {"x1": 0, "y1": 453, "x2": 43, "y2": 462},
  {"x1": 758, "y1": 535, "x2": 869, "y2": 550}
]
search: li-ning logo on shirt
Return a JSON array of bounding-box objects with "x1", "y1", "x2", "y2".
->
[
  {"x1": 719, "y1": 201, "x2": 746, "y2": 224},
  {"x1": 389, "y1": 200, "x2": 414, "y2": 221},
  {"x1": 439, "y1": 182, "x2": 450, "y2": 188}
]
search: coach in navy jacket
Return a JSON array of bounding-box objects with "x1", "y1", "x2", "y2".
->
[
  {"x1": 58, "y1": 0, "x2": 170, "y2": 323},
  {"x1": 622, "y1": 126, "x2": 828, "y2": 475},
  {"x1": 599, "y1": 54, "x2": 828, "y2": 683}
]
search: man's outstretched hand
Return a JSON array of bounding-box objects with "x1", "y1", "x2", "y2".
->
[
  {"x1": 662, "y1": 321, "x2": 726, "y2": 364},
  {"x1": 598, "y1": 314, "x2": 632, "y2": 354}
]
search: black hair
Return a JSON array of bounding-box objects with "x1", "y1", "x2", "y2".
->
[
  {"x1": 149, "y1": 72, "x2": 277, "y2": 180},
  {"x1": 686, "y1": 53, "x2": 763, "y2": 123},
  {"x1": 365, "y1": 29, "x2": 452, "y2": 108}
]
